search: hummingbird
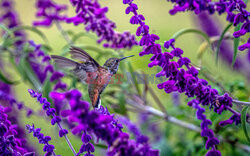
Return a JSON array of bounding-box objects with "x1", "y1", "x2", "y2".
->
[{"x1": 51, "y1": 46, "x2": 134, "y2": 108}]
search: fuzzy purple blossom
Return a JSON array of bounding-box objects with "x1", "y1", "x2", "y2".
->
[
  {"x1": 50, "y1": 89, "x2": 159, "y2": 156},
  {"x1": 67, "y1": 0, "x2": 137, "y2": 49},
  {"x1": 33, "y1": 0, "x2": 67, "y2": 26}
]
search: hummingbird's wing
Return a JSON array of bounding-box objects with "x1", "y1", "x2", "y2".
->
[
  {"x1": 51, "y1": 55, "x2": 88, "y2": 82},
  {"x1": 51, "y1": 55, "x2": 80, "y2": 68},
  {"x1": 70, "y1": 46, "x2": 100, "y2": 72}
]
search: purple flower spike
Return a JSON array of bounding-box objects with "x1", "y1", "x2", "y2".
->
[
  {"x1": 28, "y1": 89, "x2": 69, "y2": 138},
  {"x1": 67, "y1": 0, "x2": 137, "y2": 49},
  {"x1": 28, "y1": 89, "x2": 77, "y2": 155},
  {"x1": 26, "y1": 124, "x2": 55, "y2": 155},
  {"x1": 33, "y1": 0, "x2": 67, "y2": 27}
]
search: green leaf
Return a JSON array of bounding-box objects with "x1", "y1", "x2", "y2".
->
[
  {"x1": 0, "y1": 70, "x2": 18, "y2": 85},
  {"x1": 171, "y1": 28, "x2": 211, "y2": 48},
  {"x1": 241, "y1": 106, "x2": 250, "y2": 142},
  {"x1": 243, "y1": 0, "x2": 248, "y2": 4},
  {"x1": 11, "y1": 26, "x2": 49, "y2": 43},
  {"x1": 232, "y1": 23, "x2": 242, "y2": 66},
  {"x1": 215, "y1": 23, "x2": 232, "y2": 64}
]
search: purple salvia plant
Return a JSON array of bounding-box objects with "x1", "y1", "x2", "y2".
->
[
  {"x1": 66, "y1": 0, "x2": 137, "y2": 49},
  {"x1": 50, "y1": 89, "x2": 159, "y2": 156},
  {"x1": 122, "y1": 0, "x2": 245, "y2": 155},
  {"x1": 33, "y1": 0, "x2": 67, "y2": 26},
  {"x1": 167, "y1": 0, "x2": 250, "y2": 51}
]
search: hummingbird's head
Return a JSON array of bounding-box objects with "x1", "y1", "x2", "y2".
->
[{"x1": 103, "y1": 55, "x2": 134, "y2": 74}]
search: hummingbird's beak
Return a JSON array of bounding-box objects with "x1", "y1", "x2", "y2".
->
[{"x1": 119, "y1": 55, "x2": 134, "y2": 61}]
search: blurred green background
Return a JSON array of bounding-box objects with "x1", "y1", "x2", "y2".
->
[{"x1": 2, "y1": 0, "x2": 249, "y2": 155}]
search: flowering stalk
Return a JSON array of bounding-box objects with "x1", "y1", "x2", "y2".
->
[
  {"x1": 67, "y1": 0, "x2": 137, "y2": 49},
  {"x1": 33, "y1": 0, "x2": 67, "y2": 26},
  {"x1": 26, "y1": 124, "x2": 56, "y2": 156},
  {"x1": 28, "y1": 89, "x2": 77, "y2": 155},
  {"x1": 122, "y1": 0, "x2": 246, "y2": 155}
]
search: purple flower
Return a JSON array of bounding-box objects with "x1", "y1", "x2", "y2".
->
[
  {"x1": 67, "y1": 0, "x2": 137, "y2": 49},
  {"x1": 33, "y1": 0, "x2": 67, "y2": 26}
]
